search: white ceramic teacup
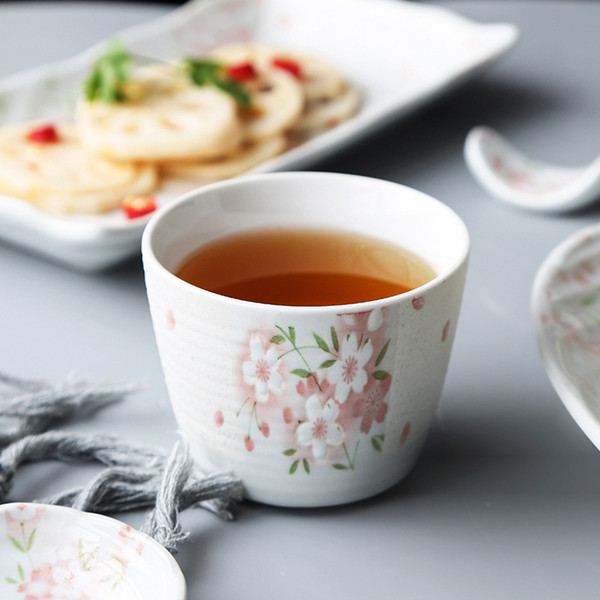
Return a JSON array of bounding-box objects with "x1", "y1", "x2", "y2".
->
[{"x1": 142, "y1": 172, "x2": 469, "y2": 507}]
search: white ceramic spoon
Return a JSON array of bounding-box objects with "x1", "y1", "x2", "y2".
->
[{"x1": 464, "y1": 126, "x2": 600, "y2": 213}]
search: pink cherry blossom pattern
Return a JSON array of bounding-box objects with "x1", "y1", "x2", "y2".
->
[
  {"x1": 367, "y1": 307, "x2": 384, "y2": 331},
  {"x1": 412, "y1": 296, "x2": 425, "y2": 311},
  {"x1": 214, "y1": 410, "x2": 224, "y2": 428},
  {"x1": 400, "y1": 422, "x2": 411, "y2": 446},
  {"x1": 296, "y1": 395, "x2": 344, "y2": 459},
  {"x1": 296, "y1": 372, "x2": 330, "y2": 398},
  {"x1": 117, "y1": 525, "x2": 144, "y2": 561},
  {"x1": 4, "y1": 503, "x2": 44, "y2": 536},
  {"x1": 260, "y1": 422, "x2": 270, "y2": 438},
  {"x1": 338, "y1": 310, "x2": 380, "y2": 333},
  {"x1": 283, "y1": 407, "x2": 295, "y2": 424},
  {"x1": 441, "y1": 320, "x2": 450, "y2": 342},
  {"x1": 16, "y1": 565, "x2": 57, "y2": 599},
  {"x1": 352, "y1": 375, "x2": 391, "y2": 434},
  {"x1": 570, "y1": 261, "x2": 595, "y2": 286},
  {"x1": 236, "y1": 308, "x2": 397, "y2": 474},
  {"x1": 4, "y1": 506, "x2": 149, "y2": 599},
  {"x1": 327, "y1": 333, "x2": 373, "y2": 403},
  {"x1": 242, "y1": 336, "x2": 284, "y2": 403},
  {"x1": 166, "y1": 309, "x2": 176, "y2": 331}
]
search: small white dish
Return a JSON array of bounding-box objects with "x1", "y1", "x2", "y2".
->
[
  {"x1": 464, "y1": 126, "x2": 600, "y2": 213},
  {"x1": 532, "y1": 223, "x2": 600, "y2": 450},
  {"x1": 0, "y1": 503, "x2": 186, "y2": 600},
  {"x1": 0, "y1": 0, "x2": 517, "y2": 271}
]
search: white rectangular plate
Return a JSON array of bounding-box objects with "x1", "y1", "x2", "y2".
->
[{"x1": 0, "y1": 0, "x2": 517, "y2": 271}]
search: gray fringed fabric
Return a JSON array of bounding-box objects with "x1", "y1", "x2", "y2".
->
[
  {"x1": 0, "y1": 372, "x2": 243, "y2": 553},
  {"x1": 143, "y1": 440, "x2": 192, "y2": 552}
]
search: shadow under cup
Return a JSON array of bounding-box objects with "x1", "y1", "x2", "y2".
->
[{"x1": 142, "y1": 172, "x2": 469, "y2": 507}]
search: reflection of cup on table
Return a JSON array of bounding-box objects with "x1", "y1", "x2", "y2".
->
[{"x1": 142, "y1": 172, "x2": 469, "y2": 507}]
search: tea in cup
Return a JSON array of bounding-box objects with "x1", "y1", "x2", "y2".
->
[{"x1": 142, "y1": 172, "x2": 469, "y2": 507}]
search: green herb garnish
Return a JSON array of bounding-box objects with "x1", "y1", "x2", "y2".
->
[
  {"x1": 183, "y1": 58, "x2": 252, "y2": 108},
  {"x1": 183, "y1": 58, "x2": 222, "y2": 86},
  {"x1": 84, "y1": 40, "x2": 132, "y2": 103}
]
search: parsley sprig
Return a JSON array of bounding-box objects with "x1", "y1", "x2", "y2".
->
[
  {"x1": 84, "y1": 40, "x2": 132, "y2": 104},
  {"x1": 183, "y1": 58, "x2": 252, "y2": 108},
  {"x1": 84, "y1": 44, "x2": 253, "y2": 108}
]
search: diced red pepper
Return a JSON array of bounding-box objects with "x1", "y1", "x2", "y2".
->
[
  {"x1": 120, "y1": 195, "x2": 157, "y2": 219},
  {"x1": 226, "y1": 61, "x2": 257, "y2": 82},
  {"x1": 271, "y1": 57, "x2": 302, "y2": 79},
  {"x1": 26, "y1": 124, "x2": 60, "y2": 144}
]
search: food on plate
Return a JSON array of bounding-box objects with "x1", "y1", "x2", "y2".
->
[
  {"x1": 0, "y1": 41, "x2": 359, "y2": 215},
  {"x1": 211, "y1": 43, "x2": 358, "y2": 138},
  {"x1": 211, "y1": 43, "x2": 347, "y2": 103},
  {"x1": 120, "y1": 194, "x2": 157, "y2": 219},
  {"x1": 293, "y1": 83, "x2": 361, "y2": 135},
  {"x1": 181, "y1": 56, "x2": 305, "y2": 141},
  {"x1": 228, "y1": 66, "x2": 303, "y2": 141},
  {"x1": 162, "y1": 44, "x2": 359, "y2": 178},
  {"x1": 161, "y1": 135, "x2": 286, "y2": 180},
  {"x1": 0, "y1": 121, "x2": 157, "y2": 214},
  {"x1": 76, "y1": 63, "x2": 242, "y2": 161}
]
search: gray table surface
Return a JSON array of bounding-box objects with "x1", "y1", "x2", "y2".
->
[{"x1": 2, "y1": 1, "x2": 600, "y2": 598}]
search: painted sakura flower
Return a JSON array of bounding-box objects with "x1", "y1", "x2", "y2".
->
[
  {"x1": 242, "y1": 336, "x2": 284, "y2": 403},
  {"x1": 7, "y1": 504, "x2": 39, "y2": 521},
  {"x1": 352, "y1": 376, "x2": 391, "y2": 434},
  {"x1": 115, "y1": 525, "x2": 145, "y2": 563},
  {"x1": 340, "y1": 313, "x2": 357, "y2": 326},
  {"x1": 296, "y1": 372, "x2": 330, "y2": 398},
  {"x1": 339, "y1": 309, "x2": 385, "y2": 334},
  {"x1": 5, "y1": 503, "x2": 44, "y2": 538},
  {"x1": 118, "y1": 524, "x2": 136, "y2": 543},
  {"x1": 412, "y1": 295, "x2": 425, "y2": 311},
  {"x1": 367, "y1": 307, "x2": 383, "y2": 331},
  {"x1": 441, "y1": 319, "x2": 450, "y2": 342},
  {"x1": 52, "y1": 559, "x2": 96, "y2": 600},
  {"x1": 16, "y1": 565, "x2": 57, "y2": 599},
  {"x1": 296, "y1": 395, "x2": 344, "y2": 459},
  {"x1": 328, "y1": 333, "x2": 373, "y2": 403}
]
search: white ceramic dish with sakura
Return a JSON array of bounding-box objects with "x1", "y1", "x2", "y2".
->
[
  {"x1": 0, "y1": 503, "x2": 186, "y2": 600},
  {"x1": 0, "y1": 0, "x2": 517, "y2": 271},
  {"x1": 532, "y1": 223, "x2": 600, "y2": 450}
]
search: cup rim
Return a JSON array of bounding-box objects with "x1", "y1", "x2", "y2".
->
[{"x1": 142, "y1": 171, "x2": 470, "y2": 313}]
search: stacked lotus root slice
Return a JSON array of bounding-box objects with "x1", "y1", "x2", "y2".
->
[{"x1": 0, "y1": 43, "x2": 360, "y2": 216}]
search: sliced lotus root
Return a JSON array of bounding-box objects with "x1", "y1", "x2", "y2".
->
[
  {"x1": 236, "y1": 68, "x2": 304, "y2": 141},
  {"x1": 75, "y1": 65, "x2": 243, "y2": 161},
  {"x1": 293, "y1": 84, "x2": 361, "y2": 136},
  {"x1": 212, "y1": 43, "x2": 347, "y2": 102},
  {"x1": 0, "y1": 121, "x2": 158, "y2": 214},
  {"x1": 161, "y1": 134, "x2": 286, "y2": 181}
]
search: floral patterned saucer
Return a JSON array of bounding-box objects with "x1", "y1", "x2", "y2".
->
[
  {"x1": 0, "y1": 503, "x2": 186, "y2": 600},
  {"x1": 532, "y1": 223, "x2": 600, "y2": 449}
]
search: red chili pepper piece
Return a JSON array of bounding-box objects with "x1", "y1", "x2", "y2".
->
[
  {"x1": 271, "y1": 57, "x2": 302, "y2": 79},
  {"x1": 26, "y1": 124, "x2": 60, "y2": 144},
  {"x1": 226, "y1": 61, "x2": 257, "y2": 81},
  {"x1": 120, "y1": 195, "x2": 157, "y2": 219}
]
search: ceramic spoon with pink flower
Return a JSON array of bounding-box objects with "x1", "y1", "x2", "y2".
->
[{"x1": 464, "y1": 126, "x2": 600, "y2": 213}]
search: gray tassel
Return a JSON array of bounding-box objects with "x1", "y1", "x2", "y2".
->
[{"x1": 0, "y1": 373, "x2": 243, "y2": 553}]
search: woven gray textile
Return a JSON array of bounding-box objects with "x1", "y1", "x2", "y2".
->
[{"x1": 0, "y1": 372, "x2": 243, "y2": 553}]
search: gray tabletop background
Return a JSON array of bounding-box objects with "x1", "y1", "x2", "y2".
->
[{"x1": 2, "y1": 1, "x2": 600, "y2": 598}]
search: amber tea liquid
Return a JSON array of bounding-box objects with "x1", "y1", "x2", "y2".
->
[{"x1": 175, "y1": 228, "x2": 435, "y2": 306}]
